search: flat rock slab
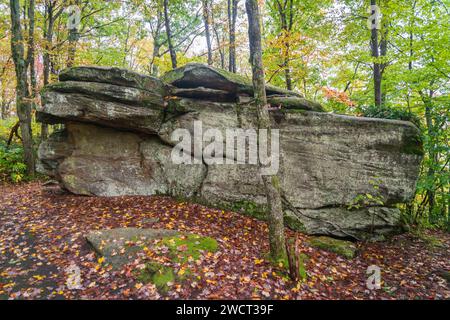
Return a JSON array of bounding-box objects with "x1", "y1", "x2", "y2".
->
[
  {"x1": 161, "y1": 63, "x2": 303, "y2": 97},
  {"x1": 85, "y1": 228, "x2": 178, "y2": 268},
  {"x1": 59, "y1": 65, "x2": 166, "y2": 95}
]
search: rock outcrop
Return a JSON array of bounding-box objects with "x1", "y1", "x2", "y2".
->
[{"x1": 37, "y1": 63, "x2": 423, "y2": 240}]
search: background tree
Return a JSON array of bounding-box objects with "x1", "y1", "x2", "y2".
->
[
  {"x1": 9, "y1": 0, "x2": 35, "y2": 175},
  {"x1": 228, "y1": 0, "x2": 238, "y2": 72}
]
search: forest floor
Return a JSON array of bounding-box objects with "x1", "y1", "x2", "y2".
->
[{"x1": 0, "y1": 182, "x2": 449, "y2": 300}]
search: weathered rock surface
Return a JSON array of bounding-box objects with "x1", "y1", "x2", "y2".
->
[
  {"x1": 86, "y1": 228, "x2": 178, "y2": 268},
  {"x1": 162, "y1": 62, "x2": 303, "y2": 98},
  {"x1": 37, "y1": 64, "x2": 423, "y2": 240}
]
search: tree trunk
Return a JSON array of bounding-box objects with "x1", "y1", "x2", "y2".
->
[
  {"x1": 42, "y1": 1, "x2": 55, "y2": 141},
  {"x1": 370, "y1": 0, "x2": 381, "y2": 107},
  {"x1": 202, "y1": 0, "x2": 213, "y2": 65},
  {"x1": 67, "y1": 0, "x2": 81, "y2": 68},
  {"x1": 245, "y1": 0, "x2": 286, "y2": 261},
  {"x1": 26, "y1": 0, "x2": 37, "y2": 97},
  {"x1": 276, "y1": 0, "x2": 293, "y2": 90},
  {"x1": 67, "y1": 29, "x2": 79, "y2": 68},
  {"x1": 163, "y1": 0, "x2": 177, "y2": 69},
  {"x1": 379, "y1": 21, "x2": 388, "y2": 105},
  {"x1": 213, "y1": 25, "x2": 225, "y2": 69},
  {"x1": 423, "y1": 91, "x2": 436, "y2": 216},
  {"x1": 149, "y1": 8, "x2": 163, "y2": 76},
  {"x1": 228, "y1": 0, "x2": 238, "y2": 73},
  {"x1": 9, "y1": 0, "x2": 35, "y2": 176}
]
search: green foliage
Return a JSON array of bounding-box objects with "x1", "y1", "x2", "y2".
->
[
  {"x1": 0, "y1": 143, "x2": 27, "y2": 183},
  {"x1": 0, "y1": 119, "x2": 26, "y2": 183},
  {"x1": 0, "y1": 118, "x2": 47, "y2": 183},
  {"x1": 348, "y1": 179, "x2": 385, "y2": 210},
  {"x1": 159, "y1": 234, "x2": 218, "y2": 263},
  {"x1": 357, "y1": 105, "x2": 421, "y2": 127}
]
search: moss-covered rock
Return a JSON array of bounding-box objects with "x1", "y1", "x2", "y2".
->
[
  {"x1": 284, "y1": 212, "x2": 307, "y2": 233},
  {"x1": 136, "y1": 234, "x2": 218, "y2": 294},
  {"x1": 267, "y1": 95, "x2": 325, "y2": 112},
  {"x1": 136, "y1": 262, "x2": 175, "y2": 294},
  {"x1": 161, "y1": 63, "x2": 303, "y2": 97},
  {"x1": 308, "y1": 236, "x2": 357, "y2": 259},
  {"x1": 59, "y1": 65, "x2": 166, "y2": 96},
  {"x1": 158, "y1": 233, "x2": 218, "y2": 263}
]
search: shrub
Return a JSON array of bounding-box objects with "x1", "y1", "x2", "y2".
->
[
  {"x1": 357, "y1": 105, "x2": 421, "y2": 127},
  {"x1": 0, "y1": 143, "x2": 28, "y2": 183}
]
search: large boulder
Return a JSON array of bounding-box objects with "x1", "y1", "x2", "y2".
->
[{"x1": 37, "y1": 64, "x2": 424, "y2": 240}]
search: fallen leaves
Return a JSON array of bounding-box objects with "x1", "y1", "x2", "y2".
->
[{"x1": 0, "y1": 182, "x2": 449, "y2": 300}]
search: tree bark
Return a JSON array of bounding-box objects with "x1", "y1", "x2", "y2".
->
[
  {"x1": 42, "y1": 0, "x2": 56, "y2": 141},
  {"x1": 202, "y1": 0, "x2": 213, "y2": 65},
  {"x1": 422, "y1": 90, "x2": 437, "y2": 216},
  {"x1": 276, "y1": 0, "x2": 293, "y2": 90},
  {"x1": 245, "y1": 0, "x2": 286, "y2": 261},
  {"x1": 67, "y1": 28, "x2": 79, "y2": 67},
  {"x1": 26, "y1": 0, "x2": 37, "y2": 97},
  {"x1": 9, "y1": 0, "x2": 35, "y2": 175},
  {"x1": 149, "y1": 7, "x2": 163, "y2": 76},
  {"x1": 370, "y1": 0, "x2": 382, "y2": 107},
  {"x1": 228, "y1": 0, "x2": 238, "y2": 72},
  {"x1": 163, "y1": 0, "x2": 177, "y2": 69},
  {"x1": 67, "y1": 0, "x2": 82, "y2": 68}
]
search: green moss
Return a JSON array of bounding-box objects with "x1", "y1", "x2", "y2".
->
[
  {"x1": 284, "y1": 214, "x2": 306, "y2": 233},
  {"x1": 284, "y1": 108, "x2": 307, "y2": 115},
  {"x1": 159, "y1": 234, "x2": 218, "y2": 263},
  {"x1": 308, "y1": 236, "x2": 357, "y2": 259},
  {"x1": 136, "y1": 262, "x2": 175, "y2": 294},
  {"x1": 134, "y1": 234, "x2": 217, "y2": 294}
]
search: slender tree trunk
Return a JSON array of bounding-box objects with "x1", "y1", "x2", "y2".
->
[
  {"x1": 379, "y1": 23, "x2": 388, "y2": 105},
  {"x1": 228, "y1": 0, "x2": 238, "y2": 72},
  {"x1": 10, "y1": 0, "x2": 35, "y2": 176},
  {"x1": 163, "y1": 0, "x2": 177, "y2": 69},
  {"x1": 67, "y1": 0, "x2": 81, "y2": 68},
  {"x1": 0, "y1": 81, "x2": 4, "y2": 119},
  {"x1": 42, "y1": 1, "x2": 55, "y2": 141},
  {"x1": 202, "y1": 0, "x2": 213, "y2": 65},
  {"x1": 43, "y1": 1, "x2": 54, "y2": 85},
  {"x1": 276, "y1": 0, "x2": 293, "y2": 91},
  {"x1": 150, "y1": 9, "x2": 163, "y2": 76},
  {"x1": 150, "y1": 40, "x2": 161, "y2": 76},
  {"x1": 370, "y1": 0, "x2": 381, "y2": 107},
  {"x1": 423, "y1": 91, "x2": 436, "y2": 216},
  {"x1": 67, "y1": 29, "x2": 79, "y2": 68},
  {"x1": 213, "y1": 25, "x2": 225, "y2": 69},
  {"x1": 245, "y1": 0, "x2": 286, "y2": 261},
  {"x1": 26, "y1": 0, "x2": 36, "y2": 97}
]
